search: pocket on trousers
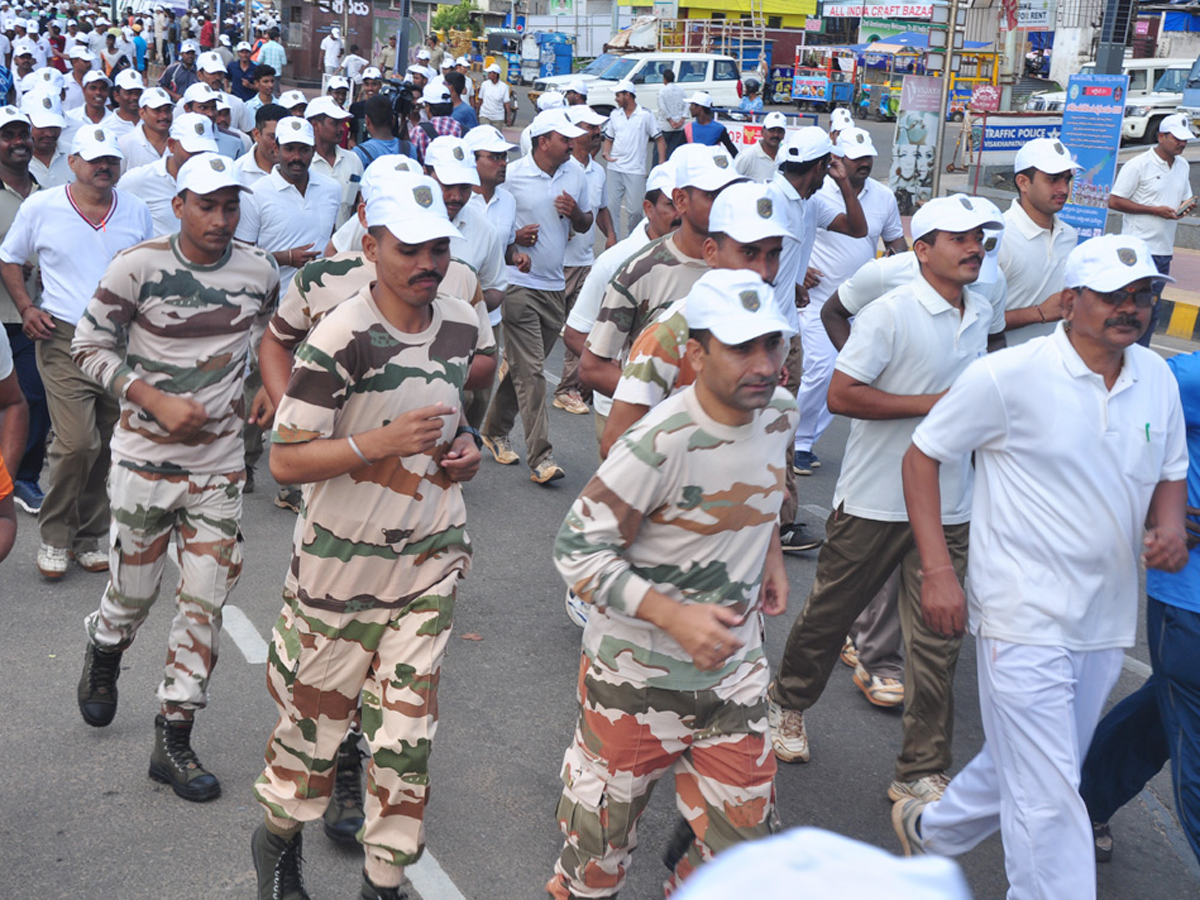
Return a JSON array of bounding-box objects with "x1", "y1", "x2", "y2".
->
[{"x1": 558, "y1": 759, "x2": 610, "y2": 858}]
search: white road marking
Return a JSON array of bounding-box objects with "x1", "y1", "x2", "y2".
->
[
  {"x1": 222, "y1": 605, "x2": 269, "y2": 664},
  {"x1": 802, "y1": 504, "x2": 830, "y2": 519},
  {"x1": 409, "y1": 852, "x2": 469, "y2": 900},
  {"x1": 545, "y1": 370, "x2": 560, "y2": 385},
  {"x1": 1122, "y1": 654, "x2": 1153, "y2": 680}
]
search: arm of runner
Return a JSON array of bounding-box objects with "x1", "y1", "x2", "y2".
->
[
  {"x1": 820, "y1": 291, "x2": 853, "y2": 351},
  {"x1": 901, "y1": 443, "x2": 964, "y2": 638},
  {"x1": 758, "y1": 527, "x2": 788, "y2": 617},
  {"x1": 0, "y1": 371, "x2": 28, "y2": 490},
  {"x1": 1108, "y1": 193, "x2": 1176, "y2": 220},
  {"x1": 824, "y1": 156, "x2": 868, "y2": 237},
  {"x1": 1143, "y1": 478, "x2": 1189, "y2": 572}
]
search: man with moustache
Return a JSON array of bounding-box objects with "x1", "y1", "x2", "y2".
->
[
  {"x1": 118, "y1": 85, "x2": 172, "y2": 169},
  {"x1": 735, "y1": 110, "x2": 787, "y2": 183},
  {"x1": 72, "y1": 152, "x2": 279, "y2": 801},
  {"x1": 22, "y1": 90, "x2": 70, "y2": 187},
  {"x1": 0, "y1": 127, "x2": 153, "y2": 580},
  {"x1": 768, "y1": 197, "x2": 1006, "y2": 811}
]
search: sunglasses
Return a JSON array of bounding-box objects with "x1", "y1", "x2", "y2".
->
[{"x1": 1082, "y1": 286, "x2": 1156, "y2": 308}]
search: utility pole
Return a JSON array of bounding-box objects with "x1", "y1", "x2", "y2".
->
[{"x1": 929, "y1": 0, "x2": 962, "y2": 197}]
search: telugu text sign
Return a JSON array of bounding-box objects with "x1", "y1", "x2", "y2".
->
[{"x1": 1059, "y1": 73, "x2": 1128, "y2": 240}]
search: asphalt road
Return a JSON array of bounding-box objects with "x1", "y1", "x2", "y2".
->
[{"x1": 0, "y1": 337, "x2": 1198, "y2": 900}]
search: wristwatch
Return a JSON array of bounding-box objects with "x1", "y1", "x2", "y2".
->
[{"x1": 455, "y1": 424, "x2": 483, "y2": 450}]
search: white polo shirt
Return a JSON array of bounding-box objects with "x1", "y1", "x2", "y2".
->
[
  {"x1": 733, "y1": 140, "x2": 778, "y2": 183},
  {"x1": 998, "y1": 200, "x2": 1079, "y2": 346},
  {"x1": 1112, "y1": 147, "x2": 1192, "y2": 257},
  {"x1": 30, "y1": 151, "x2": 71, "y2": 188},
  {"x1": 233, "y1": 149, "x2": 273, "y2": 187},
  {"x1": 477, "y1": 78, "x2": 510, "y2": 121},
  {"x1": 839, "y1": 250, "x2": 1008, "y2": 326},
  {"x1": 99, "y1": 110, "x2": 138, "y2": 141},
  {"x1": 504, "y1": 152, "x2": 590, "y2": 292},
  {"x1": 833, "y1": 271, "x2": 997, "y2": 524},
  {"x1": 310, "y1": 144, "x2": 364, "y2": 229},
  {"x1": 768, "y1": 171, "x2": 826, "y2": 333},
  {"x1": 807, "y1": 175, "x2": 904, "y2": 309},
  {"x1": 118, "y1": 122, "x2": 167, "y2": 171},
  {"x1": 913, "y1": 326, "x2": 1187, "y2": 650},
  {"x1": 564, "y1": 154, "x2": 607, "y2": 269},
  {"x1": 118, "y1": 157, "x2": 179, "y2": 237},
  {"x1": 602, "y1": 104, "x2": 661, "y2": 176},
  {"x1": 468, "y1": 186, "x2": 517, "y2": 327},
  {"x1": 235, "y1": 168, "x2": 342, "y2": 290},
  {"x1": 0, "y1": 184, "x2": 153, "y2": 325},
  {"x1": 63, "y1": 75, "x2": 85, "y2": 111}
]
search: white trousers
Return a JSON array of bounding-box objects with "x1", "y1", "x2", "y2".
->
[
  {"x1": 921, "y1": 637, "x2": 1123, "y2": 900},
  {"x1": 794, "y1": 302, "x2": 837, "y2": 452}
]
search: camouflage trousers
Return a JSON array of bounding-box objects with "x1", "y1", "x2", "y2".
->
[
  {"x1": 548, "y1": 654, "x2": 777, "y2": 899},
  {"x1": 254, "y1": 572, "x2": 458, "y2": 868},
  {"x1": 85, "y1": 464, "x2": 245, "y2": 722}
]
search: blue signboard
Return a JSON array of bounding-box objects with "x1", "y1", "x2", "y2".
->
[
  {"x1": 978, "y1": 118, "x2": 1059, "y2": 152},
  {"x1": 1059, "y1": 73, "x2": 1129, "y2": 241}
]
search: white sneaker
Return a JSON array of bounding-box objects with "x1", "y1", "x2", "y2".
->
[
  {"x1": 888, "y1": 772, "x2": 950, "y2": 803},
  {"x1": 892, "y1": 798, "x2": 928, "y2": 856},
  {"x1": 72, "y1": 549, "x2": 110, "y2": 573},
  {"x1": 564, "y1": 589, "x2": 589, "y2": 628},
  {"x1": 37, "y1": 543, "x2": 69, "y2": 580},
  {"x1": 767, "y1": 687, "x2": 810, "y2": 763}
]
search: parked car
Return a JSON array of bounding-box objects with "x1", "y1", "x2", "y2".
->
[
  {"x1": 1123, "y1": 65, "x2": 1192, "y2": 142},
  {"x1": 1024, "y1": 57, "x2": 1192, "y2": 113},
  {"x1": 583, "y1": 52, "x2": 743, "y2": 114},
  {"x1": 529, "y1": 52, "x2": 625, "y2": 103}
]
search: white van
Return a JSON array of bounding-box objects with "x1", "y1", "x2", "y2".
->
[
  {"x1": 582, "y1": 52, "x2": 744, "y2": 114},
  {"x1": 1025, "y1": 57, "x2": 1193, "y2": 110}
]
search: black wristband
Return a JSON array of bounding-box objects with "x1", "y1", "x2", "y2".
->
[{"x1": 455, "y1": 424, "x2": 483, "y2": 450}]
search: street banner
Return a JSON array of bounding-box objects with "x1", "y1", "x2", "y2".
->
[
  {"x1": 888, "y1": 75, "x2": 941, "y2": 216},
  {"x1": 826, "y1": 3, "x2": 934, "y2": 18},
  {"x1": 1058, "y1": 73, "x2": 1128, "y2": 240}
]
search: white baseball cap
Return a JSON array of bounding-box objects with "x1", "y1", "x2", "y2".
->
[
  {"x1": 421, "y1": 84, "x2": 452, "y2": 105},
  {"x1": 977, "y1": 224, "x2": 1005, "y2": 284},
  {"x1": 169, "y1": 112, "x2": 220, "y2": 153},
  {"x1": 565, "y1": 79, "x2": 588, "y2": 97},
  {"x1": 305, "y1": 95, "x2": 351, "y2": 120},
  {"x1": 777, "y1": 127, "x2": 833, "y2": 166},
  {"x1": 327, "y1": 75, "x2": 350, "y2": 91},
  {"x1": 911, "y1": 194, "x2": 1004, "y2": 244},
  {"x1": 216, "y1": 94, "x2": 231, "y2": 113},
  {"x1": 175, "y1": 151, "x2": 250, "y2": 196},
  {"x1": 528, "y1": 108, "x2": 585, "y2": 139},
  {"x1": 440, "y1": 56, "x2": 454, "y2": 69},
  {"x1": 82, "y1": 70, "x2": 111, "y2": 88},
  {"x1": 114, "y1": 69, "x2": 144, "y2": 91},
  {"x1": 687, "y1": 91, "x2": 713, "y2": 109},
  {"x1": 537, "y1": 90, "x2": 565, "y2": 111},
  {"x1": 139, "y1": 86, "x2": 173, "y2": 109},
  {"x1": 566, "y1": 105, "x2": 606, "y2": 127},
  {"x1": 278, "y1": 89, "x2": 308, "y2": 110},
  {"x1": 425, "y1": 135, "x2": 480, "y2": 187},
  {"x1": 236, "y1": 40, "x2": 252, "y2": 51},
  {"x1": 276, "y1": 115, "x2": 315, "y2": 146},
  {"x1": 360, "y1": 154, "x2": 423, "y2": 201},
  {"x1": 0, "y1": 104, "x2": 28, "y2": 130},
  {"x1": 685, "y1": 269, "x2": 797, "y2": 344},
  {"x1": 456, "y1": 56, "x2": 471, "y2": 67},
  {"x1": 10, "y1": 37, "x2": 32, "y2": 55},
  {"x1": 1160, "y1": 112, "x2": 1193, "y2": 142},
  {"x1": 68, "y1": 44, "x2": 94, "y2": 60},
  {"x1": 219, "y1": 34, "x2": 231, "y2": 46},
  {"x1": 416, "y1": 47, "x2": 430, "y2": 60},
  {"x1": 22, "y1": 90, "x2": 64, "y2": 128},
  {"x1": 646, "y1": 159, "x2": 677, "y2": 195},
  {"x1": 182, "y1": 82, "x2": 218, "y2": 105},
  {"x1": 329, "y1": 25, "x2": 340, "y2": 37},
  {"x1": 197, "y1": 50, "x2": 225, "y2": 74},
  {"x1": 761, "y1": 111, "x2": 787, "y2": 131},
  {"x1": 180, "y1": 38, "x2": 199, "y2": 53},
  {"x1": 834, "y1": 127, "x2": 877, "y2": 160},
  {"x1": 708, "y1": 181, "x2": 790, "y2": 244},
  {"x1": 72, "y1": 125, "x2": 123, "y2": 160},
  {"x1": 464, "y1": 123, "x2": 515, "y2": 155},
  {"x1": 1063, "y1": 234, "x2": 1174, "y2": 291},
  {"x1": 484, "y1": 63, "x2": 501, "y2": 74},
  {"x1": 1013, "y1": 137, "x2": 1081, "y2": 175},
  {"x1": 29, "y1": 67, "x2": 63, "y2": 91},
  {"x1": 365, "y1": 172, "x2": 463, "y2": 245},
  {"x1": 672, "y1": 143, "x2": 742, "y2": 192},
  {"x1": 613, "y1": 79, "x2": 636, "y2": 96},
  {"x1": 830, "y1": 107, "x2": 853, "y2": 131},
  {"x1": 362, "y1": 66, "x2": 382, "y2": 80}
]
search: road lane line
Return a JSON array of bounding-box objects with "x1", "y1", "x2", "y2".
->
[
  {"x1": 223, "y1": 605, "x2": 268, "y2": 664},
  {"x1": 802, "y1": 504, "x2": 829, "y2": 519},
  {"x1": 1122, "y1": 655, "x2": 1152, "y2": 679},
  {"x1": 409, "y1": 852, "x2": 468, "y2": 900}
]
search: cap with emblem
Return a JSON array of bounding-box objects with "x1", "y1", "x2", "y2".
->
[
  {"x1": 456, "y1": 56, "x2": 471, "y2": 67},
  {"x1": 30, "y1": 67, "x2": 64, "y2": 93},
  {"x1": 464, "y1": 123, "x2": 515, "y2": 155},
  {"x1": 1013, "y1": 136, "x2": 1082, "y2": 176},
  {"x1": 420, "y1": 84, "x2": 452, "y2": 106},
  {"x1": 236, "y1": 40, "x2": 252, "y2": 52},
  {"x1": 305, "y1": 95, "x2": 352, "y2": 121},
  {"x1": 762, "y1": 111, "x2": 787, "y2": 131},
  {"x1": 708, "y1": 181, "x2": 790, "y2": 244},
  {"x1": 1159, "y1": 112, "x2": 1193, "y2": 142},
  {"x1": 327, "y1": 75, "x2": 350, "y2": 92},
  {"x1": 1063, "y1": 234, "x2": 1174, "y2": 292},
  {"x1": 169, "y1": 112, "x2": 220, "y2": 154},
  {"x1": 362, "y1": 66, "x2": 382, "y2": 80},
  {"x1": 777, "y1": 126, "x2": 833, "y2": 167},
  {"x1": 0, "y1": 105, "x2": 28, "y2": 130},
  {"x1": 278, "y1": 89, "x2": 308, "y2": 111},
  {"x1": 440, "y1": 57, "x2": 454, "y2": 69},
  {"x1": 72, "y1": 126, "x2": 123, "y2": 161},
  {"x1": 182, "y1": 82, "x2": 218, "y2": 105},
  {"x1": 566, "y1": 105, "x2": 606, "y2": 127},
  {"x1": 485, "y1": 62, "x2": 501, "y2": 74},
  {"x1": 911, "y1": 193, "x2": 1005, "y2": 245},
  {"x1": 180, "y1": 39, "x2": 199, "y2": 54},
  {"x1": 685, "y1": 269, "x2": 797, "y2": 345},
  {"x1": 425, "y1": 135, "x2": 480, "y2": 188},
  {"x1": 537, "y1": 90, "x2": 565, "y2": 112},
  {"x1": 529, "y1": 108, "x2": 585, "y2": 139},
  {"x1": 416, "y1": 48, "x2": 430, "y2": 61},
  {"x1": 360, "y1": 155, "x2": 423, "y2": 202},
  {"x1": 68, "y1": 44, "x2": 94, "y2": 60},
  {"x1": 672, "y1": 143, "x2": 743, "y2": 192},
  {"x1": 114, "y1": 69, "x2": 145, "y2": 91},
  {"x1": 687, "y1": 91, "x2": 713, "y2": 109},
  {"x1": 833, "y1": 127, "x2": 877, "y2": 160},
  {"x1": 275, "y1": 115, "x2": 315, "y2": 146},
  {"x1": 565, "y1": 79, "x2": 588, "y2": 97},
  {"x1": 175, "y1": 151, "x2": 250, "y2": 196},
  {"x1": 139, "y1": 86, "x2": 173, "y2": 109},
  {"x1": 613, "y1": 79, "x2": 636, "y2": 96},
  {"x1": 21, "y1": 90, "x2": 64, "y2": 128},
  {"x1": 365, "y1": 171, "x2": 463, "y2": 244},
  {"x1": 82, "y1": 70, "x2": 110, "y2": 87},
  {"x1": 830, "y1": 107, "x2": 853, "y2": 132},
  {"x1": 197, "y1": 51, "x2": 225, "y2": 74}
]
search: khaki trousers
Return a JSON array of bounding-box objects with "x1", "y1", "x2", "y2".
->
[
  {"x1": 555, "y1": 265, "x2": 591, "y2": 401},
  {"x1": 483, "y1": 286, "x2": 565, "y2": 470},
  {"x1": 770, "y1": 508, "x2": 969, "y2": 782},
  {"x1": 35, "y1": 318, "x2": 119, "y2": 551}
]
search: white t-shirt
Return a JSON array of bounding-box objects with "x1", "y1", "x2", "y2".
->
[
  {"x1": 99, "y1": 110, "x2": 139, "y2": 141},
  {"x1": 602, "y1": 104, "x2": 661, "y2": 176},
  {"x1": 118, "y1": 122, "x2": 167, "y2": 171},
  {"x1": 0, "y1": 185, "x2": 153, "y2": 324},
  {"x1": 768, "y1": 171, "x2": 826, "y2": 333},
  {"x1": 320, "y1": 34, "x2": 342, "y2": 69},
  {"x1": 504, "y1": 152, "x2": 590, "y2": 291},
  {"x1": 468, "y1": 186, "x2": 517, "y2": 327},
  {"x1": 913, "y1": 326, "x2": 1188, "y2": 650},
  {"x1": 833, "y1": 271, "x2": 1001, "y2": 524},
  {"x1": 235, "y1": 168, "x2": 342, "y2": 290},
  {"x1": 477, "y1": 78, "x2": 510, "y2": 121},
  {"x1": 564, "y1": 155, "x2": 607, "y2": 268},
  {"x1": 998, "y1": 200, "x2": 1079, "y2": 346},
  {"x1": 118, "y1": 157, "x2": 179, "y2": 237},
  {"x1": 342, "y1": 53, "x2": 368, "y2": 83},
  {"x1": 234, "y1": 149, "x2": 273, "y2": 187},
  {"x1": 1112, "y1": 147, "x2": 1192, "y2": 256},
  {"x1": 310, "y1": 145, "x2": 364, "y2": 229},
  {"x1": 733, "y1": 140, "x2": 777, "y2": 183},
  {"x1": 29, "y1": 152, "x2": 71, "y2": 188},
  {"x1": 807, "y1": 175, "x2": 904, "y2": 309}
]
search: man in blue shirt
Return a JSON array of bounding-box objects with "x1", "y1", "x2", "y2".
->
[
  {"x1": 446, "y1": 71, "x2": 478, "y2": 132},
  {"x1": 227, "y1": 41, "x2": 257, "y2": 101},
  {"x1": 1080, "y1": 349, "x2": 1200, "y2": 866},
  {"x1": 352, "y1": 94, "x2": 416, "y2": 166}
]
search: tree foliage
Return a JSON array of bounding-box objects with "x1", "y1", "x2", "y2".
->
[{"x1": 431, "y1": 0, "x2": 480, "y2": 36}]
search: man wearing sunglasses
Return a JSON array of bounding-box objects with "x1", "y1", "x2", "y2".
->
[{"x1": 892, "y1": 234, "x2": 1189, "y2": 900}]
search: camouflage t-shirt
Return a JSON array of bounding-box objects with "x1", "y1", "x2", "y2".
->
[
  {"x1": 555, "y1": 385, "x2": 799, "y2": 692},
  {"x1": 72, "y1": 234, "x2": 280, "y2": 475},
  {"x1": 273, "y1": 286, "x2": 489, "y2": 610},
  {"x1": 269, "y1": 250, "x2": 490, "y2": 355},
  {"x1": 612, "y1": 299, "x2": 692, "y2": 410},
  {"x1": 583, "y1": 233, "x2": 708, "y2": 366}
]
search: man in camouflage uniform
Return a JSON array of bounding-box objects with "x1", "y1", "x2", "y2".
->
[
  {"x1": 251, "y1": 172, "x2": 491, "y2": 900},
  {"x1": 548, "y1": 268, "x2": 798, "y2": 899},
  {"x1": 71, "y1": 152, "x2": 280, "y2": 801}
]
